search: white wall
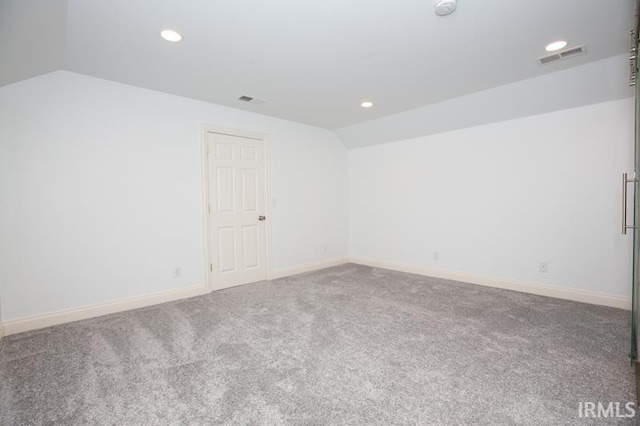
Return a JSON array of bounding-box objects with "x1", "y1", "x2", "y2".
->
[
  {"x1": 349, "y1": 98, "x2": 634, "y2": 297},
  {"x1": 0, "y1": 67, "x2": 633, "y2": 323},
  {"x1": 0, "y1": 71, "x2": 348, "y2": 321}
]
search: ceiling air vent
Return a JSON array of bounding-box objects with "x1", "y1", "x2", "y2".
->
[
  {"x1": 537, "y1": 45, "x2": 586, "y2": 66},
  {"x1": 238, "y1": 95, "x2": 267, "y2": 105}
]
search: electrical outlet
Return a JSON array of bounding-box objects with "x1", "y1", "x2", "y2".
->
[
  {"x1": 323, "y1": 246, "x2": 328, "y2": 253},
  {"x1": 433, "y1": 251, "x2": 439, "y2": 261},
  {"x1": 174, "y1": 267, "x2": 182, "y2": 278},
  {"x1": 538, "y1": 262, "x2": 548, "y2": 273}
]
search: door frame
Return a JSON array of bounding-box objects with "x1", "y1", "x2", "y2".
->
[{"x1": 200, "y1": 124, "x2": 273, "y2": 293}]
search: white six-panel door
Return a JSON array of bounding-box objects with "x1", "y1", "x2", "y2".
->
[{"x1": 206, "y1": 131, "x2": 267, "y2": 290}]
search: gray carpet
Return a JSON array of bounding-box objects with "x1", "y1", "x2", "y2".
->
[{"x1": 0, "y1": 264, "x2": 635, "y2": 425}]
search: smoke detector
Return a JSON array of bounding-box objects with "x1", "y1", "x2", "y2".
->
[{"x1": 434, "y1": 0, "x2": 457, "y2": 16}]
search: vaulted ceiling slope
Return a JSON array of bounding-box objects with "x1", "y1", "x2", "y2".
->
[{"x1": 0, "y1": 0, "x2": 635, "y2": 130}]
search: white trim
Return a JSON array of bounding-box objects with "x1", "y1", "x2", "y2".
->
[
  {"x1": 270, "y1": 257, "x2": 350, "y2": 280},
  {"x1": 263, "y1": 134, "x2": 274, "y2": 282},
  {"x1": 201, "y1": 125, "x2": 212, "y2": 292},
  {"x1": 349, "y1": 257, "x2": 631, "y2": 310},
  {"x1": 201, "y1": 125, "x2": 273, "y2": 292},
  {"x1": 3, "y1": 257, "x2": 624, "y2": 338},
  {"x1": 3, "y1": 284, "x2": 206, "y2": 336}
]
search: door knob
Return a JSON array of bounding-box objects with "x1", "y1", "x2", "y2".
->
[{"x1": 258, "y1": 216, "x2": 266, "y2": 221}]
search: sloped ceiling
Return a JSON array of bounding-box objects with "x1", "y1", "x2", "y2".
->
[
  {"x1": 0, "y1": 0, "x2": 67, "y2": 87},
  {"x1": 0, "y1": 0, "x2": 635, "y2": 132},
  {"x1": 337, "y1": 54, "x2": 633, "y2": 148}
]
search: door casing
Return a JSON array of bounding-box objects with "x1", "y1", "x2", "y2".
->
[{"x1": 201, "y1": 125, "x2": 273, "y2": 292}]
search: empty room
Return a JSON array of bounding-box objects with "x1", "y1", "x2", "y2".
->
[{"x1": 1, "y1": 0, "x2": 639, "y2": 424}]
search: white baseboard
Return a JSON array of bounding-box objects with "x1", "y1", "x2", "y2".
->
[
  {"x1": 349, "y1": 257, "x2": 631, "y2": 310},
  {"x1": 270, "y1": 257, "x2": 350, "y2": 280},
  {"x1": 3, "y1": 256, "x2": 627, "y2": 337},
  {"x1": 3, "y1": 284, "x2": 206, "y2": 337},
  {"x1": 2, "y1": 257, "x2": 350, "y2": 337}
]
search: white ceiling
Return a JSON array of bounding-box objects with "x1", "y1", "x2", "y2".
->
[
  {"x1": 1, "y1": 0, "x2": 635, "y2": 130},
  {"x1": 0, "y1": 0, "x2": 67, "y2": 86}
]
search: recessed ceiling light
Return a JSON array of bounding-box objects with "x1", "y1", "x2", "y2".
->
[
  {"x1": 545, "y1": 40, "x2": 567, "y2": 52},
  {"x1": 161, "y1": 30, "x2": 182, "y2": 42},
  {"x1": 361, "y1": 101, "x2": 373, "y2": 108}
]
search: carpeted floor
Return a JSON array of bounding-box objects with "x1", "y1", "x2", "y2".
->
[{"x1": 0, "y1": 264, "x2": 635, "y2": 425}]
